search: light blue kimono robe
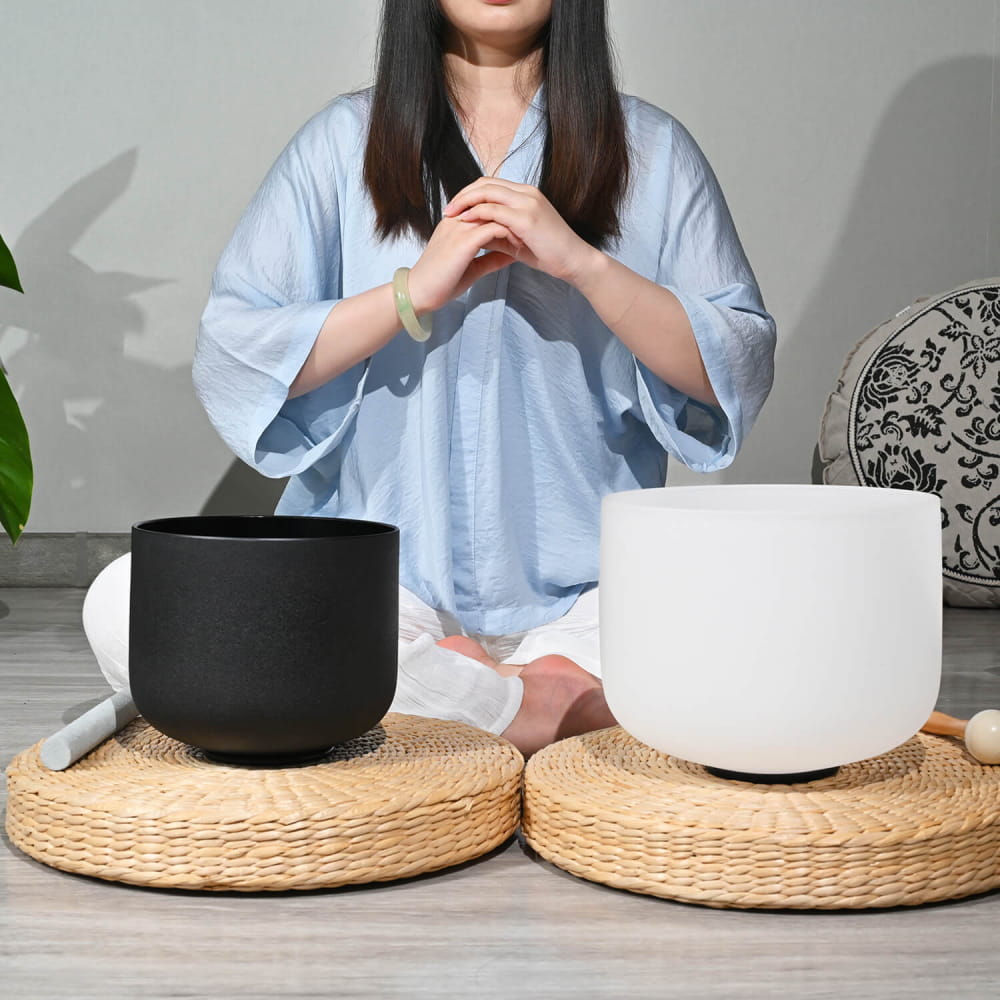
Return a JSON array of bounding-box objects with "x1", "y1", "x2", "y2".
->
[{"x1": 194, "y1": 87, "x2": 776, "y2": 635}]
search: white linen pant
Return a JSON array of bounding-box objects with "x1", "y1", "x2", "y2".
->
[{"x1": 82, "y1": 554, "x2": 601, "y2": 736}]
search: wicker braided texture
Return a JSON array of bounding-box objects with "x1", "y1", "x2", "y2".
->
[
  {"x1": 522, "y1": 726, "x2": 1000, "y2": 909},
  {"x1": 6, "y1": 714, "x2": 523, "y2": 891}
]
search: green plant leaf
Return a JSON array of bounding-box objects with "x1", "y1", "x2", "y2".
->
[
  {"x1": 0, "y1": 233, "x2": 23, "y2": 293},
  {"x1": 0, "y1": 367, "x2": 32, "y2": 543}
]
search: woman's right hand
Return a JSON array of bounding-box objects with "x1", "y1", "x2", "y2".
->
[{"x1": 406, "y1": 215, "x2": 519, "y2": 315}]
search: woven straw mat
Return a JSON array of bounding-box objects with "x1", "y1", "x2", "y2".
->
[
  {"x1": 522, "y1": 726, "x2": 1000, "y2": 909},
  {"x1": 6, "y1": 714, "x2": 523, "y2": 891}
]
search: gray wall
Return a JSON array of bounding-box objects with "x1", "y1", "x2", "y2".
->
[{"x1": 1, "y1": 0, "x2": 997, "y2": 531}]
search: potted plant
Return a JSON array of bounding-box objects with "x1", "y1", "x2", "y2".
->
[{"x1": 0, "y1": 231, "x2": 31, "y2": 542}]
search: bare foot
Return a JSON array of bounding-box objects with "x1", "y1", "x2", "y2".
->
[
  {"x1": 436, "y1": 635, "x2": 523, "y2": 677},
  {"x1": 435, "y1": 635, "x2": 496, "y2": 668},
  {"x1": 501, "y1": 654, "x2": 616, "y2": 758}
]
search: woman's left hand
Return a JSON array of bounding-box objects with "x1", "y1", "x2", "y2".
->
[{"x1": 443, "y1": 178, "x2": 600, "y2": 286}]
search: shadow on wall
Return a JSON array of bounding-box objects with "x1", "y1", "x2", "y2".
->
[
  {"x1": 726, "y1": 55, "x2": 995, "y2": 487},
  {"x1": 0, "y1": 149, "x2": 212, "y2": 526},
  {"x1": 199, "y1": 459, "x2": 287, "y2": 516}
]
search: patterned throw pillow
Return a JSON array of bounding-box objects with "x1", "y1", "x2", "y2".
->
[{"x1": 819, "y1": 278, "x2": 1000, "y2": 607}]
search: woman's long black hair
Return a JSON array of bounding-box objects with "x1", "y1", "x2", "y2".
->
[{"x1": 363, "y1": 0, "x2": 629, "y2": 249}]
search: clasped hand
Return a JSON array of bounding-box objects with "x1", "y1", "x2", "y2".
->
[{"x1": 406, "y1": 178, "x2": 599, "y2": 315}]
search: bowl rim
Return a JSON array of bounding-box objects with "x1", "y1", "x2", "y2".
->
[
  {"x1": 602, "y1": 483, "x2": 941, "y2": 519},
  {"x1": 131, "y1": 514, "x2": 399, "y2": 541}
]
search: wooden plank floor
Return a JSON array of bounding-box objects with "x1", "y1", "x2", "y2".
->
[{"x1": 2, "y1": 588, "x2": 1000, "y2": 999}]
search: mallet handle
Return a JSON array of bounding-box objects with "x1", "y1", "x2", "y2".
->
[
  {"x1": 921, "y1": 710, "x2": 966, "y2": 740},
  {"x1": 39, "y1": 689, "x2": 137, "y2": 770}
]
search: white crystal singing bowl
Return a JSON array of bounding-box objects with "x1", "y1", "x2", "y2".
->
[{"x1": 600, "y1": 485, "x2": 943, "y2": 775}]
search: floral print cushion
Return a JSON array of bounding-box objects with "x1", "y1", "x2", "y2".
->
[{"x1": 820, "y1": 278, "x2": 1000, "y2": 607}]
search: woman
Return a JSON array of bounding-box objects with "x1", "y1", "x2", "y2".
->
[{"x1": 89, "y1": 0, "x2": 775, "y2": 756}]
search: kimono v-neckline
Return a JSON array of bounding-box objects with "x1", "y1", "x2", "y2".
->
[{"x1": 454, "y1": 84, "x2": 546, "y2": 182}]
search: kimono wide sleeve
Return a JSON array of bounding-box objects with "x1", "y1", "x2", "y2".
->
[
  {"x1": 636, "y1": 115, "x2": 777, "y2": 473},
  {"x1": 193, "y1": 105, "x2": 367, "y2": 479}
]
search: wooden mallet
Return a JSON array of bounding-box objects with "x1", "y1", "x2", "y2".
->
[{"x1": 921, "y1": 709, "x2": 1000, "y2": 764}]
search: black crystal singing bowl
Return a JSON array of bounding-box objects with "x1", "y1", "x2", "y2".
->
[{"x1": 129, "y1": 515, "x2": 399, "y2": 765}]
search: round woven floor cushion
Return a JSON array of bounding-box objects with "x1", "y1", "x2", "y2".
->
[
  {"x1": 522, "y1": 726, "x2": 1000, "y2": 910},
  {"x1": 819, "y1": 277, "x2": 1000, "y2": 607},
  {"x1": 5, "y1": 714, "x2": 522, "y2": 891}
]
